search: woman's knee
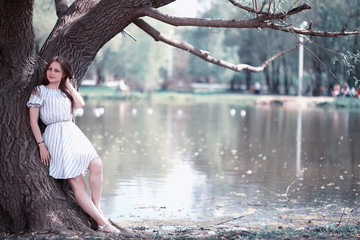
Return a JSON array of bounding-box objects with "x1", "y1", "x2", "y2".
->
[{"x1": 68, "y1": 175, "x2": 86, "y2": 190}]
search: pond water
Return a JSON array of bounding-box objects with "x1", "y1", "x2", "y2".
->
[{"x1": 75, "y1": 100, "x2": 360, "y2": 225}]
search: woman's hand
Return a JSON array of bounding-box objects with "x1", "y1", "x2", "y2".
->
[
  {"x1": 65, "y1": 78, "x2": 85, "y2": 108},
  {"x1": 65, "y1": 78, "x2": 72, "y2": 90},
  {"x1": 39, "y1": 143, "x2": 50, "y2": 166},
  {"x1": 29, "y1": 107, "x2": 51, "y2": 165}
]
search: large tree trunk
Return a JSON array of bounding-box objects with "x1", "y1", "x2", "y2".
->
[
  {"x1": 0, "y1": 0, "x2": 95, "y2": 234},
  {"x1": 263, "y1": 65, "x2": 270, "y2": 93},
  {"x1": 271, "y1": 61, "x2": 280, "y2": 94},
  {"x1": 0, "y1": 0, "x2": 173, "y2": 234},
  {"x1": 282, "y1": 58, "x2": 290, "y2": 95}
]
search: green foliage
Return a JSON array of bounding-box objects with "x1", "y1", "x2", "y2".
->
[
  {"x1": 301, "y1": 1, "x2": 360, "y2": 92},
  {"x1": 332, "y1": 50, "x2": 360, "y2": 85},
  {"x1": 33, "y1": 0, "x2": 57, "y2": 51},
  {"x1": 182, "y1": 0, "x2": 239, "y2": 83},
  {"x1": 33, "y1": 1, "x2": 173, "y2": 91},
  {"x1": 84, "y1": 20, "x2": 173, "y2": 91},
  {"x1": 32, "y1": 0, "x2": 359, "y2": 94},
  {"x1": 179, "y1": 0, "x2": 312, "y2": 93}
]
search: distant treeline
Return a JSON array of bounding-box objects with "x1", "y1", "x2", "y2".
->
[{"x1": 34, "y1": 0, "x2": 359, "y2": 95}]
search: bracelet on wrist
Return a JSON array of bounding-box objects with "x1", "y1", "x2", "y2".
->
[{"x1": 37, "y1": 140, "x2": 44, "y2": 145}]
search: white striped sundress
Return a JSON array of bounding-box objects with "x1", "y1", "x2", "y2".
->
[{"x1": 27, "y1": 85, "x2": 99, "y2": 179}]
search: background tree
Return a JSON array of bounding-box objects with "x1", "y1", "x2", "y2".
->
[
  {"x1": 304, "y1": 0, "x2": 360, "y2": 96},
  {"x1": 32, "y1": 0, "x2": 359, "y2": 94},
  {"x1": 0, "y1": 0, "x2": 358, "y2": 235},
  {"x1": 84, "y1": 20, "x2": 173, "y2": 90},
  {"x1": 173, "y1": 0, "x2": 359, "y2": 95},
  {"x1": 183, "y1": 1, "x2": 239, "y2": 85}
]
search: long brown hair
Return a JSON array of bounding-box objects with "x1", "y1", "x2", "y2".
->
[{"x1": 42, "y1": 56, "x2": 74, "y2": 107}]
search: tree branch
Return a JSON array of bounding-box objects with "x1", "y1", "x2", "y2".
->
[
  {"x1": 151, "y1": 0, "x2": 175, "y2": 8},
  {"x1": 140, "y1": 6, "x2": 359, "y2": 37},
  {"x1": 66, "y1": 0, "x2": 99, "y2": 18},
  {"x1": 265, "y1": 23, "x2": 359, "y2": 37},
  {"x1": 40, "y1": 0, "x2": 146, "y2": 81},
  {"x1": 134, "y1": 19, "x2": 300, "y2": 72},
  {"x1": 229, "y1": 0, "x2": 270, "y2": 15},
  {"x1": 140, "y1": 7, "x2": 261, "y2": 28},
  {"x1": 54, "y1": 0, "x2": 68, "y2": 18}
]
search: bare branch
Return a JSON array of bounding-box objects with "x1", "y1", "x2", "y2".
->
[
  {"x1": 228, "y1": 1, "x2": 310, "y2": 19},
  {"x1": 134, "y1": 19, "x2": 300, "y2": 72},
  {"x1": 140, "y1": 7, "x2": 359, "y2": 37},
  {"x1": 142, "y1": 7, "x2": 256, "y2": 27},
  {"x1": 268, "y1": 23, "x2": 360, "y2": 37},
  {"x1": 229, "y1": 0, "x2": 261, "y2": 15},
  {"x1": 259, "y1": 2, "x2": 266, "y2": 13}
]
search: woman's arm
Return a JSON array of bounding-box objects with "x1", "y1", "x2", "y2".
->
[
  {"x1": 29, "y1": 107, "x2": 50, "y2": 166},
  {"x1": 65, "y1": 78, "x2": 85, "y2": 108}
]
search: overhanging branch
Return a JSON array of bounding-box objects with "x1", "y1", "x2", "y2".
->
[
  {"x1": 228, "y1": 0, "x2": 311, "y2": 20},
  {"x1": 265, "y1": 23, "x2": 359, "y2": 37},
  {"x1": 139, "y1": 7, "x2": 359, "y2": 37},
  {"x1": 134, "y1": 19, "x2": 300, "y2": 72}
]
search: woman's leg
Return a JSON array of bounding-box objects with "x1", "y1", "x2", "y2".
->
[
  {"x1": 68, "y1": 175, "x2": 118, "y2": 233},
  {"x1": 68, "y1": 175, "x2": 106, "y2": 224},
  {"x1": 88, "y1": 157, "x2": 103, "y2": 211}
]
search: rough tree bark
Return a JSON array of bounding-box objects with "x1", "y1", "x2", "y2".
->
[
  {"x1": 0, "y1": 0, "x2": 358, "y2": 235},
  {"x1": 0, "y1": 0, "x2": 70, "y2": 234},
  {"x1": 0, "y1": 0, "x2": 172, "y2": 234}
]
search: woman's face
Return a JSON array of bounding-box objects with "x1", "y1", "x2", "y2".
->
[{"x1": 46, "y1": 61, "x2": 64, "y2": 85}]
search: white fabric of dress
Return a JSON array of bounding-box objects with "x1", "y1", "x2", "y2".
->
[{"x1": 27, "y1": 85, "x2": 99, "y2": 179}]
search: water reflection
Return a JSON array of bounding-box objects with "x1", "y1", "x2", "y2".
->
[
  {"x1": 296, "y1": 108, "x2": 303, "y2": 180},
  {"x1": 75, "y1": 101, "x2": 360, "y2": 222}
]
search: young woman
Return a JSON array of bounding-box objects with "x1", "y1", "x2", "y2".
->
[{"x1": 27, "y1": 56, "x2": 119, "y2": 233}]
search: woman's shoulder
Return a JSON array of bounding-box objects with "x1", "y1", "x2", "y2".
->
[
  {"x1": 27, "y1": 85, "x2": 46, "y2": 106},
  {"x1": 32, "y1": 85, "x2": 45, "y2": 92},
  {"x1": 30, "y1": 85, "x2": 51, "y2": 98},
  {"x1": 37, "y1": 85, "x2": 60, "y2": 94}
]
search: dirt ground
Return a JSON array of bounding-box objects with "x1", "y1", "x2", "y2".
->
[
  {"x1": 116, "y1": 204, "x2": 360, "y2": 239},
  {"x1": 3, "y1": 204, "x2": 359, "y2": 239}
]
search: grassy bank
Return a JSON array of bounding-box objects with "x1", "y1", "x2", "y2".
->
[
  {"x1": 79, "y1": 85, "x2": 259, "y2": 105},
  {"x1": 79, "y1": 85, "x2": 360, "y2": 109}
]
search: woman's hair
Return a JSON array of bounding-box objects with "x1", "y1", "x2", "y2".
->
[{"x1": 42, "y1": 56, "x2": 74, "y2": 107}]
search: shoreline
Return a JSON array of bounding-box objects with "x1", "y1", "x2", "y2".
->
[
  {"x1": 254, "y1": 95, "x2": 335, "y2": 108},
  {"x1": 4, "y1": 212, "x2": 359, "y2": 240},
  {"x1": 115, "y1": 203, "x2": 360, "y2": 230},
  {"x1": 79, "y1": 86, "x2": 360, "y2": 109}
]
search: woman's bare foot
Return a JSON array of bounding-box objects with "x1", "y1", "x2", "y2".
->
[{"x1": 108, "y1": 219, "x2": 136, "y2": 237}]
